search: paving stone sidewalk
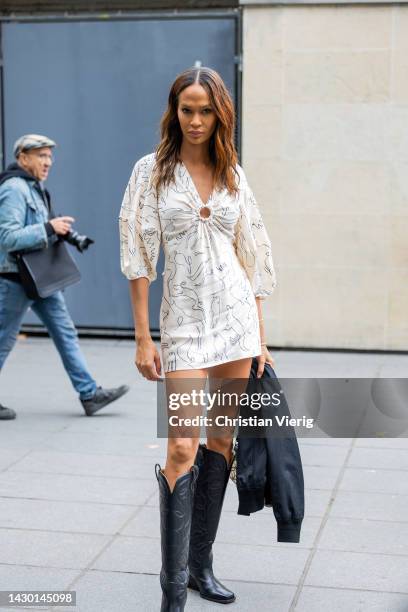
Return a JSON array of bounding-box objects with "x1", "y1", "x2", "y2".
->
[{"x1": 0, "y1": 336, "x2": 407, "y2": 612}]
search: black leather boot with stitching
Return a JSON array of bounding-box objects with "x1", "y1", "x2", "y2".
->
[
  {"x1": 156, "y1": 464, "x2": 199, "y2": 612},
  {"x1": 188, "y1": 444, "x2": 236, "y2": 604}
]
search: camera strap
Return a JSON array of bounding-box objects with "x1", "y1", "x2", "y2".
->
[{"x1": 32, "y1": 182, "x2": 55, "y2": 218}]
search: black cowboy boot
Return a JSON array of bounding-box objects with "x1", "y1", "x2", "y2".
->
[
  {"x1": 156, "y1": 464, "x2": 199, "y2": 612},
  {"x1": 188, "y1": 444, "x2": 235, "y2": 604}
]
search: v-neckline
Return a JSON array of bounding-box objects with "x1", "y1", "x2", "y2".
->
[{"x1": 179, "y1": 160, "x2": 215, "y2": 207}]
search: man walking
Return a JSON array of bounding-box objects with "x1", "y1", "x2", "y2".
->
[{"x1": 0, "y1": 134, "x2": 128, "y2": 420}]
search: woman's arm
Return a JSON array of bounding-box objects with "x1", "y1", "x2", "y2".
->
[
  {"x1": 119, "y1": 155, "x2": 162, "y2": 381},
  {"x1": 129, "y1": 278, "x2": 162, "y2": 381},
  {"x1": 255, "y1": 296, "x2": 275, "y2": 377}
]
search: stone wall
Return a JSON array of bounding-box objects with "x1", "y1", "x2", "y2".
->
[{"x1": 242, "y1": 5, "x2": 408, "y2": 350}]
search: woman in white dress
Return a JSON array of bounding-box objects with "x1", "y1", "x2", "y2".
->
[{"x1": 119, "y1": 66, "x2": 276, "y2": 611}]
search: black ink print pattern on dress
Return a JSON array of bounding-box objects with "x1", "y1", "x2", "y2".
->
[{"x1": 119, "y1": 153, "x2": 277, "y2": 373}]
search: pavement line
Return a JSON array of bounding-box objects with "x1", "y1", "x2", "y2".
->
[
  {"x1": 288, "y1": 436, "x2": 359, "y2": 611},
  {"x1": 52, "y1": 487, "x2": 160, "y2": 611}
]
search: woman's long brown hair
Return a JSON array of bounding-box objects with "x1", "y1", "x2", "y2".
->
[{"x1": 152, "y1": 66, "x2": 239, "y2": 196}]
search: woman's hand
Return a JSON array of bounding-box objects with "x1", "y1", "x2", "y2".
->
[
  {"x1": 256, "y1": 345, "x2": 275, "y2": 378},
  {"x1": 135, "y1": 338, "x2": 162, "y2": 381},
  {"x1": 254, "y1": 298, "x2": 275, "y2": 378}
]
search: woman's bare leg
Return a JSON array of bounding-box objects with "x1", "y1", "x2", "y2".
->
[
  {"x1": 163, "y1": 367, "x2": 207, "y2": 491},
  {"x1": 206, "y1": 357, "x2": 253, "y2": 463}
]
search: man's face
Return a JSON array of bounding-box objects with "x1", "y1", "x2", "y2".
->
[{"x1": 18, "y1": 147, "x2": 53, "y2": 182}]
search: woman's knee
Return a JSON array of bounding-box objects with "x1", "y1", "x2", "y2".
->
[
  {"x1": 207, "y1": 436, "x2": 233, "y2": 455},
  {"x1": 167, "y1": 439, "x2": 198, "y2": 466}
]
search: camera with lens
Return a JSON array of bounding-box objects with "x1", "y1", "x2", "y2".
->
[{"x1": 63, "y1": 230, "x2": 94, "y2": 253}]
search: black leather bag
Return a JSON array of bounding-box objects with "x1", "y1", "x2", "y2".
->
[
  {"x1": 12, "y1": 187, "x2": 81, "y2": 300},
  {"x1": 13, "y1": 238, "x2": 81, "y2": 300}
]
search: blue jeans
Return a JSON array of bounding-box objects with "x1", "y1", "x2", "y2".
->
[{"x1": 0, "y1": 278, "x2": 97, "y2": 400}]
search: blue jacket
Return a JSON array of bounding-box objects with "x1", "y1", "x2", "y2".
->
[{"x1": 0, "y1": 165, "x2": 50, "y2": 273}]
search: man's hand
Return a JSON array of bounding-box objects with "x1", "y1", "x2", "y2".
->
[{"x1": 49, "y1": 216, "x2": 75, "y2": 236}]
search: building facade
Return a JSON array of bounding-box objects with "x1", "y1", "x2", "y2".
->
[
  {"x1": 241, "y1": 1, "x2": 408, "y2": 351},
  {"x1": 2, "y1": 0, "x2": 406, "y2": 350}
]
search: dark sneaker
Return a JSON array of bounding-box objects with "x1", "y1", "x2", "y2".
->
[
  {"x1": 81, "y1": 385, "x2": 129, "y2": 417},
  {"x1": 0, "y1": 404, "x2": 16, "y2": 420}
]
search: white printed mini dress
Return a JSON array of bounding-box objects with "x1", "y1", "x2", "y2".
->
[{"x1": 119, "y1": 153, "x2": 277, "y2": 373}]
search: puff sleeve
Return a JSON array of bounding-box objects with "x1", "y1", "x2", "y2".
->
[
  {"x1": 119, "y1": 154, "x2": 161, "y2": 283},
  {"x1": 234, "y1": 167, "x2": 277, "y2": 299}
]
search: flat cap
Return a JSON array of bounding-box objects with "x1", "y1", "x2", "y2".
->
[{"x1": 13, "y1": 134, "x2": 56, "y2": 158}]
